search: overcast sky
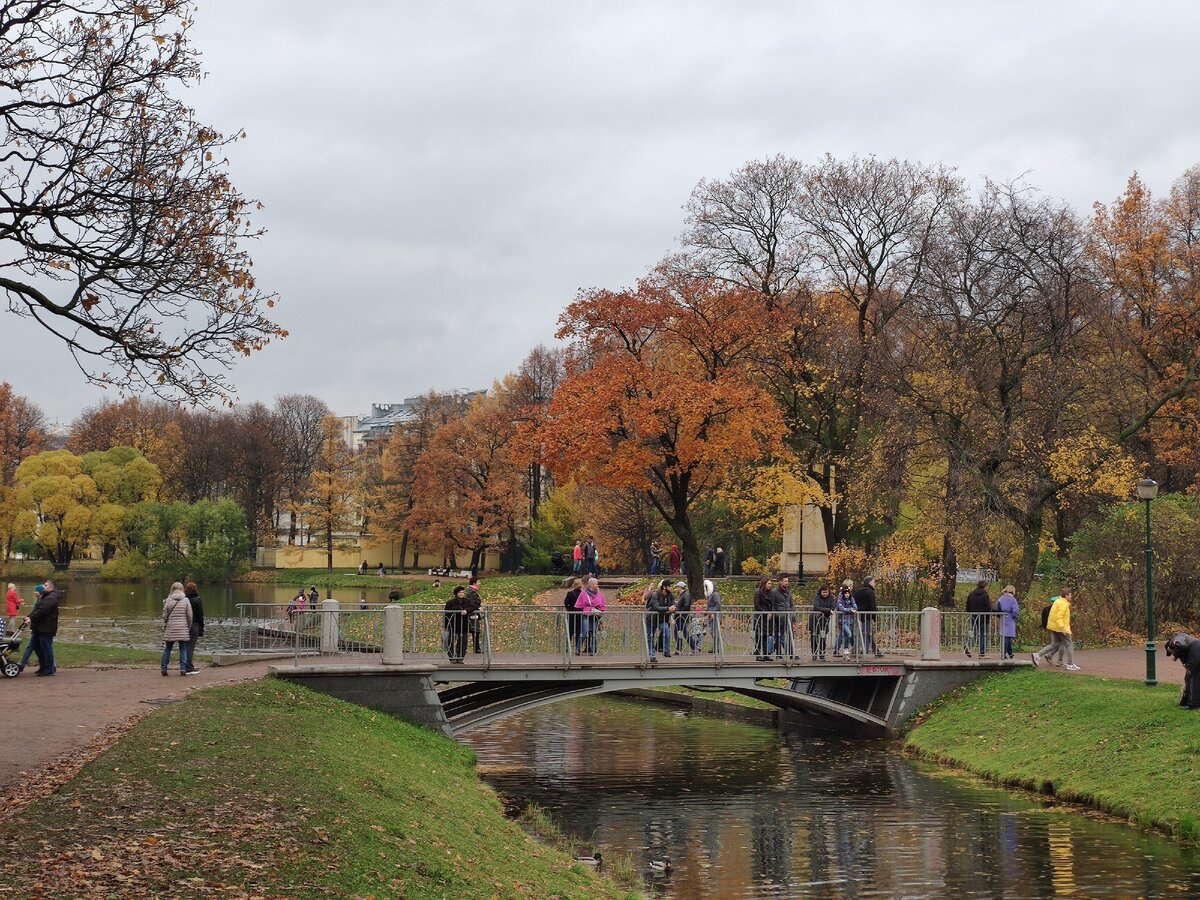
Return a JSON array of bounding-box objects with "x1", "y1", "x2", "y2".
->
[{"x1": 5, "y1": 0, "x2": 1200, "y2": 426}]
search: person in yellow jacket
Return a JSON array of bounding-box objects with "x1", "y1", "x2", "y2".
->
[{"x1": 1032, "y1": 588, "x2": 1080, "y2": 671}]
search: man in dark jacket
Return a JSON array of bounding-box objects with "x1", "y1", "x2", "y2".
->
[
  {"x1": 853, "y1": 576, "x2": 882, "y2": 657},
  {"x1": 1165, "y1": 633, "x2": 1200, "y2": 709},
  {"x1": 185, "y1": 582, "x2": 205, "y2": 674},
  {"x1": 464, "y1": 578, "x2": 483, "y2": 653},
  {"x1": 25, "y1": 578, "x2": 60, "y2": 676},
  {"x1": 810, "y1": 585, "x2": 836, "y2": 661},
  {"x1": 965, "y1": 581, "x2": 993, "y2": 658},
  {"x1": 769, "y1": 575, "x2": 796, "y2": 660},
  {"x1": 645, "y1": 580, "x2": 675, "y2": 660},
  {"x1": 673, "y1": 581, "x2": 697, "y2": 654}
]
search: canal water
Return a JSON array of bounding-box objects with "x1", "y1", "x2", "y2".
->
[
  {"x1": 462, "y1": 696, "x2": 1200, "y2": 898},
  {"x1": 3, "y1": 579, "x2": 411, "y2": 652}
]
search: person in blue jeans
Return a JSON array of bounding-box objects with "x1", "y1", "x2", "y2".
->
[
  {"x1": 835, "y1": 583, "x2": 857, "y2": 658},
  {"x1": 574, "y1": 577, "x2": 606, "y2": 655},
  {"x1": 25, "y1": 579, "x2": 61, "y2": 676},
  {"x1": 645, "y1": 580, "x2": 675, "y2": 660},
  {"x1": 16, "y1": 584, "x2": 44, "y2": 673},
  {"x1": 964, "y1": 581, "x2": 992, "y2": 658},
  {"x1": 161, "y1": 582, "x2": 195, "y2": 675}
]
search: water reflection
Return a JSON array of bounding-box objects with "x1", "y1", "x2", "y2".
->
[{"x1": 463, "y1": 696, "x2": 1200, "y2": 898}]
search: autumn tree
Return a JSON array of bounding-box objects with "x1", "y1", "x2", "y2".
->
[
  {"x1": 0, "y1": 0, "x2": 283, "y2": 401},
  {"x1": 406, "y1": 393, "x2": 527, "y2": 573},
  {"x1": 275, "y1": 394, "x2": 332, "y2": 545},
  {"x1": 0, "y1": 383, "x2": 46, "y2": 484},
  {"x1": 534, "y1": 273, "x2": 784, "y2": 600},
  {"x1": 13, "y1": 449, "x2": 101, "y2": 568},
  {"x1": 298, "y1": 416, "x2": 356, "y2": 571},
  {"x1": 68, "y1": 398, "x2": 182, "y2": 496}
]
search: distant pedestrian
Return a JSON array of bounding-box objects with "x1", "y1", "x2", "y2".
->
[
  {"x1": 673, "y1": 581, "x2": 699, "y2": 654},
  {"x1": 358, "y1": 560, "x2": 367, "y2": 575},
  {"x1": 564, "y1": 578, "x2": 583, "y2": 650},
  {"x1": 377, "y1": 563, "x2": 386, "y2": 577},
  {"x1": 444, "y1": 586, "x2": 469, "y2": 663},
  {"x1": 853, "y1": 576, "x2": 881, "y2": 657},
  {"x1": 810, "y1": 584, "x2": 835, "y2": 661},
  {"x1": 704, "y1": 546, "x2": 715, "y2": 578},
  {"x1": 965, "y1": 581, "x2": 992, "y2": 657},
  {"x1": 753, "y1": 576, "x2": 774, "y2": 660},
  {"x1": 668, "y1": 544, "x2": 681, "y2": 577},
  {"x1": 835, "y1": 581, "x2": 857, "y2": 658},
  {"x1": 1165, "y1": 633, "x2": 1200, "y2": 708},
  {"x1": 308, "y1": 585, "x2": 320, "y2": 607},
  {"x1": 465, "y1": 577, "x2": 483, "y2": 653},
  {"x1": 5, "y1": 582, "x2": 23, "y2": 634},
  {"x1": 713, "y1": 547, "x2": 726, "y2": 577},
  {"x1": 21, "y1": 582, "x2": 57, "y2": 675},
  {"x1": 1032, "y1": 589, "x2": 1078, "y2": 670},
  {"x1": 704, "y1": 579, "x2": 723, "y2": 654},
  {"x1": 996, "y1": 584, "x2": 1020, "y2": 659},
  {"x1": 572, "y1": 541, "x2": 583, "y2": 575},
  {"x1": 770, "y1": 575, "x2": 797, "y2": 660},
  {"x1": 650, "y1": 539, "x2": 662, "y2": 576},
  {"x1": 583, "y1": 537, "x2": 598, "y2": 577},
  {"x1": 184, "y1": 581, "x2": 204, "y2": 674},
  {"x1": 574, "y1": 577, "x2": 606, "y2": 655},
  {"x1": 161, "y1": 581, "x2": 194, "y2": 676}
]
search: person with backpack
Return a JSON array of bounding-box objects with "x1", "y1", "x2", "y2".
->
[
  {"x1": 996, "y1": 584, "x2": 1020, "y2": 659},
  {"x1": 1032, "y1": 588, "x2": 1079, "y2": 670}
]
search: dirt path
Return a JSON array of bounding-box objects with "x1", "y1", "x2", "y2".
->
[
  {"x1": 1047, "y1": 645, "x2": 1184, "y2": 685},
  {"x1": 0, "y1": 660, "x2": 275, "y2": 788}
]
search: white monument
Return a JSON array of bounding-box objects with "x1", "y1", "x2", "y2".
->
[{"x1": 780, "y1": 502, "x2": 829, "y2": 575}]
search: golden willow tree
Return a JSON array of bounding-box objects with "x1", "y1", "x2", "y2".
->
[
  {"x1": 531, "y1": 273, "x2": 784, "y2": 599},
  {"x1": 298, "y1": 416, "x2": 356, "y2": 572},
  {"x1": 0, "y1": 1, "x2": 283, "y2": 402}
]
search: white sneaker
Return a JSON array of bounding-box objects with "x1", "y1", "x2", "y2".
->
[{"x1": 1065, "y1": 663, "x2": 1081, "y2": 671}]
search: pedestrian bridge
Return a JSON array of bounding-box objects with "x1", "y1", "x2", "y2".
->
[{"x1": 252, "y1": 603, "x2": 1025, "y2": 738}]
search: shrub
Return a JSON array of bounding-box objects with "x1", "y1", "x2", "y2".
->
[{"x1": 99, "y1": 549, "x2": 149, "y2": 580}]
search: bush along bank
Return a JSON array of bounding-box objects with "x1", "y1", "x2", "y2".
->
[
  {"x1": 903, "y1": 669, "x2": 1200, "y2": 843},
  {"x1": 0, "y1": 679, "x2": 638, "y2": 899}
]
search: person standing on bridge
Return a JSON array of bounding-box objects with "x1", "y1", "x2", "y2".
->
[
  {"x1": 770, "y1": 575, "x2": 797, "y2": 660},
  {"x1": 810, "y1": 584, "x2": 835, "y2": 661},
  {"x1": 965, "y1": 581, "x2": 992, "y2": 658},
  {"x1": 853, "y1": 576, "x2": 881, "y2": 657},
  {"x1": 565, "y1": 578, "x2": 583, "y2": 652},
  {"x1": 997, "y1": 585, "x2": 1020, "y2": 659},
  {"x1": 753, "y1": 576, "x2": 774, "y2": 661},
  {"x1": 465, "y1": 578, "x2": 484, "y2": 654},
  {"x1": 835, "y1": 582, "x2": 857, "y2": 659},
  {"x1": 645, "y1": 580, "x2": 675, "y2": 660},
  {"x1": 574, "y1": 577, "x2": 606, "y2": 655},
  {"x1": 673, "y1": 581, "x2": 699, "y2": 654},
  {"x1": 704, "y1": 579, "x2": 723, "y2": 654},
  {"x1": 444, "y1": 585, "x2": 470, "y2": 663}
]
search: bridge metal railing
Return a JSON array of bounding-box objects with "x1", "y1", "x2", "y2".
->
[{"x1": 939, "y1": 610, "x2": 1006, "y2": 657}]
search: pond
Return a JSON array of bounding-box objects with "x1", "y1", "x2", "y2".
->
[{"x1": 461, "y1": 695, "x2": 1200, "y2": 898}]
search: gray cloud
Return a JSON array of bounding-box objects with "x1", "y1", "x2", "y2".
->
[{"x1": 4, "y1": 0, "x2": 1199, "y2": 425}]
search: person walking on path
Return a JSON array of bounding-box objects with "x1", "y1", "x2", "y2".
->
[
  {"x1": 564, "y1": 578, "x2": 583, "y2": 651},
  {"x1": 835, "y1": 582, "x2": 857, "y2": 658},
  {"x1": 704, "y1": 579, "x2": 723, "y2": 653},
  {"x1": 574, "y1": 577, "x2": 606, "y2": 655},
  {"x1": 465, "y1": 578, "x2": 484, "y2": 654},
  {"x1": 853, "y1": 576, "x2": 882, "y2": 657},
  {"x1": 5, "y1": 583, "x2": 23, "y2": 634},
  {"x1": 23, "y1": 581, "x2": 61, "y2": 676},
  {"x1": 810, "y1": 584, "x2": 835, "y2": 661},
  {"x1": 582, "y1": 537, "x2": 598, "y2": 577},
  {"x1": 572, "y1": 541, "x2": 583, "y2": 575},
  {"x1": 161, "y1": 581, "x2": 194, "y2": 676},
  {"x1": 996, "y1": 584, "x2": 1020, "y2": 659},
  {"x1": 770, "y1": 575, "x2": 797, "y2": 660},
  {"x1": 753, "y1": 576, "x2": 774, "y2": 660},
  {"x1": 668, "y1": 544, "x2": 681, "y2": 577},
  {"x1": 444, "y1": 586, "x2": 470, "y2": 663},
  {"x1": 1165, "y1": 633, "x2": 1200, "y2": 708},
  {"x1": 965, "y1": 581, "x2": 993, "y2": 658},
  {"x1": 184, "y1": 581, "x2": 204, "y2": 674},
  {"x1": 1033, "y1": 589, "x2": 1079, "y2": 670},
  {"x1": 649, "y1": 540, "x2": 662, "y2": 576},
  {"x1": 16, "y1": 584, "x2": 43, "y2": 673}
]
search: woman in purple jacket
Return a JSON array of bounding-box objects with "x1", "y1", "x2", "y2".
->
[{"x1": 996, "y1": 584, "x2": 1020, "y2": 660}]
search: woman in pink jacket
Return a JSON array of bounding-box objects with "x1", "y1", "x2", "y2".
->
[{"x1": 574, "y1": 577, "x2": 606, "y2": 655}]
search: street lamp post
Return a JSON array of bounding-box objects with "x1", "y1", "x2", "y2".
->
[{"x1": 1136, "y1": 478, "x2": 1159, "y2": 687}]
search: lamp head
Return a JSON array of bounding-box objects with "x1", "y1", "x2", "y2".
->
[{"x1": 1136, "y1": 478, "x2": 1159, "y2": 501}]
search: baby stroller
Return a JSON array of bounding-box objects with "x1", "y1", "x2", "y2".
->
[{"x1": 1, "y1": 621, "x2": 27, "y2": 678}]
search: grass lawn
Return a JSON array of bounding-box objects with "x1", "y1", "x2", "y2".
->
[
  {"x1": 904, "y1": 669, "x2": 1200, "y2": 843},
  {"x1": 0, "y1": 678, "x2": 637, "y2": 898},
  {"x1": 394, "y1": 575, "x2": 561, "y2": 606},
  {"x1": 51, "y1": 641, "x2": 165, "y2": 667}
]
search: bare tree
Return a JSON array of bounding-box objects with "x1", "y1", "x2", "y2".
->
[
  {"x1": 0, "y1": 1, "x2": 283, "y2": 402},
  {"x1": 274, "y1": 394, "x2": 331, "y2": 544}
]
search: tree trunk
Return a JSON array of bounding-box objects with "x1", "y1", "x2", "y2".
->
[
  {"x1": 1015, "y1": 508, "x2": 1044, "y2": 596},
  {"x1": 398, "y1": 529, "x2": 410, "y2": 573},
  {"x1": 939, "y1": 533, "x2": 957, "y2": 607},
  {"x1": 288, "y1": 510, "x2": 297, "y2": 545},
  {"x1": 326, "y1": 522, "x2": 333, "y2": 572}
]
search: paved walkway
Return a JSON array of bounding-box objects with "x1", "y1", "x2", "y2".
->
[{"x1": 1044, "y1": 645, "x2": 1183, "y2": 684}]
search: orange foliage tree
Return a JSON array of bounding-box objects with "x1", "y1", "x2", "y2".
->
[
  {"x1": 405, "y1": 393, "x2": 528, "y2": 573},
  {"x1": 532, "y1": 273, "x2": 784, "y2": 599}
]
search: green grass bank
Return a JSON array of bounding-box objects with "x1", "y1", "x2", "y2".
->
[
  {"x1": 904, "y1": 669, "x2": 1200, "y2": 843},
  {"x1": 1, "y1": 679, "x2": 637, "y2": 899}
]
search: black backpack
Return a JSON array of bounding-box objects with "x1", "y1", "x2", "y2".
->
[{"x1": 1040, "y1": 603, "x2": 1053, "y2": 629}]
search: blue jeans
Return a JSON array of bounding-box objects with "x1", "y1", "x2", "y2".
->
[
  {"x1": 646, "y1": 620, "x2": 671, "y2": 658},
  {"x1": 836, "y1": 620, "x2": 854, "y2": 652},
  {"x1": 30, "y1": 633, "x2": 55, "y2": 673},
  {"x1": 650, "y1": 557, "x2": 660, "y2": 576},
  {"x1": 576, "y1": 616, "x2": 598, "y2": 655},
  {"x1": 162, "y1": 640, "x2": 191, "y2": 673}
]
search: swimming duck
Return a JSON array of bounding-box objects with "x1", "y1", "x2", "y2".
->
[{"x1": 649, "y1": 859, "x2": 672, "y2": 873}]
